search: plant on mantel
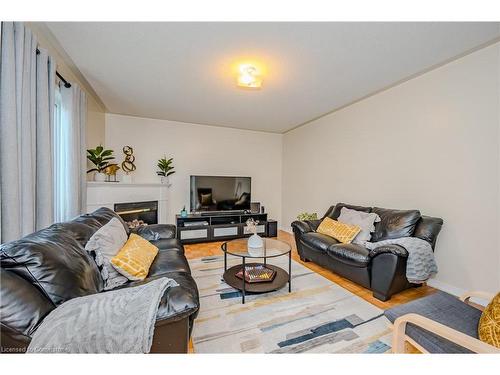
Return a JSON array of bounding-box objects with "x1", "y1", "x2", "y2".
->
[
  {"x1": 87, "y1": 145, "x2": 115, "y2": 182},
  {"x1": 156, "y1": 156, "x2": 175, "y2": 186}
]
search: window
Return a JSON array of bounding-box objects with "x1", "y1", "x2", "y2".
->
[
  {"x1": 53, "y1": 85, "x2": 70, "y2": 222},
  {"x1": 52, "y1": 82, "x2": 85, "y2": 222}
]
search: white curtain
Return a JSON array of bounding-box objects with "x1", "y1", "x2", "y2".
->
[
  {"x1": 54, "y1": 84, "x2": 87, "y2": 222},
  {"x1": 0, "y1": 22, "x2": 56, "y2": 243}
]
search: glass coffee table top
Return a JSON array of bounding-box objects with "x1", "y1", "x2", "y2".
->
[{"x1": 222, "y1": 237, "x2": 291, "y2": 258}]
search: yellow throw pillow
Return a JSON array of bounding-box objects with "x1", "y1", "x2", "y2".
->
[
  {"x1": 478, "y1": 292, "x2": 500, "y2": 348},
  {"x1": 111, "y1": 233, "x2": 159, "y2": 281},
  {"x1": 316, "y1": 217, "x2": 361, "y2": 244}
]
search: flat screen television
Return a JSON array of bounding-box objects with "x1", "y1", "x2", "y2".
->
[{"x1": 190, "y1": 175, "x2": 251, "y2": 213}]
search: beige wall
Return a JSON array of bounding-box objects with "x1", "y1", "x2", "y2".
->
[
  {"x1": 105, "y1": 114, "x2": 283, "y2": 224},
  {"x1": 27, "y1": 23, "x2": 106, "y2": 149},
  {"x1": 282, "y1": 43, "x2": 500, "y2": 295},
  {"x1": 86, "y1": 99, "x2": 106, "y2": 148}
]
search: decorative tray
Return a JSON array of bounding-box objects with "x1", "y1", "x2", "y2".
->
[{"x1": 235, "y1": 265, "x2": 276, "y2": 283}]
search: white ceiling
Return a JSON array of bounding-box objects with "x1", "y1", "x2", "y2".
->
[{"x1": 46, "y1": 22, "x2": 500, "y2": 133}]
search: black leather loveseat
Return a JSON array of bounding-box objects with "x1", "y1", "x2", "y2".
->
[
  {"x1": 0, "y1": 207, "x2": 199, "y2": 353},
  {"x1": 292, "y1": 203, "x2": 443, "y2": 301}
]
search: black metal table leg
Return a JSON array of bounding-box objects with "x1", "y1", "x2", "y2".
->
[
  {"x1": 288, "y1": 250, "x2": 292, "y2": 293},
  {"x1": 242, "y1": 256, "x2": 246, "y2": 304},
  {"x1": 224, "y1": 246, "x2": 227, "y2": 272}
]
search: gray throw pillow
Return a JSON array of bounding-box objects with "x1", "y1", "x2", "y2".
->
[
  {"x1": 85, "y1": 217, "x2": 129, "y2": 290},
  {"x1": 337, "y1": 207, "x2": 381, "y2": 245}
]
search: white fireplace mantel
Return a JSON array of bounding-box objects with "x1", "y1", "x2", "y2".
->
[{"x1": 86, "y1": 182, "x2": 169, "y2": 224}]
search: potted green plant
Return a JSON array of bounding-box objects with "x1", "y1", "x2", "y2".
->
[
  {"x1": 87, "y1": 145, "x2": 115, "y2": 182},
  {"x1": 296, "y1": 212, "x2": 318, "y2": 221},
  {"x1": 156, "y1": 156, "x2": 175, "y2": 185}
]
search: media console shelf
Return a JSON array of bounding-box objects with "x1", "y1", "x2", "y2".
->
[{"x1": 176, "y1": 212, "x2": 269, "y2": 244}]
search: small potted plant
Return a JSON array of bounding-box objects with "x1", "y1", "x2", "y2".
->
[
  {"x1": 296, "y1": 212, "x2": 318, "y2": 221},
  {"x1": 87, "y1": 145, "x2": 115, "y2": 182},
  {"x1": 156, "y1": 156, "x2": 175, "y2": 185}
]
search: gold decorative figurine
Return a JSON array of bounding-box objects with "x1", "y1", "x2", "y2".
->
[
  {"x1": 121, "y1": 146, "x2": 136, "y2": 183},
  {"x1": 103, "y1": 164, "x2": 120, "y2": 182}
]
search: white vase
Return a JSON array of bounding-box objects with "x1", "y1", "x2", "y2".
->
[
  {"x1": 248, "y1": 233, "x2": 264, "y2": 248},
  {"x1": 94, "y1": 172, "x2": 106, "y2": 182},
  {"x1": 160, "y1": 176, "x2": 171, "y2": 187}
]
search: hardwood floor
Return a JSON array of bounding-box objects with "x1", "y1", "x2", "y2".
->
[{"x1": 185, "y1": 230, "x2": 435, "y2": 353}]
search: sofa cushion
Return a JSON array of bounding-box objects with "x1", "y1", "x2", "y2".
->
[
  {"x1": 150, "y1": 238, "x2": 185, "y2": 254},
  {"x1": 0, "y1": 269, "x2": 55, "y2": 338},
  {"x1": 86, "y1": 207, "x2": 130, "y2": 234},
  {"x1": 50, "y1": 216, "x2": 102, "y2": 248},
  {"x1": 0, "y1": 228, "x2": 103, "y2": 306},
  {"x1": 384, "y1": 291, "x2": 482, "y2": 353},
  {"x1": 371, "y1": 207, "x2": 421, "y2": 242},
  {"x1": 148, "y1": 248, "x2": 191, "y2": 276},
  {"x1": 413, "y1": 215, "x2": 444, "y2": 249},
  {"x1": 327, "y1": 243, "x2": 370, "y2": 267},
  {"x1": 300, "y1": 232, "x2": 340, "y2": 252},
  {"x1": 322, "y1": 205, "x2": 336, "y2": 219},
  {"x1": 328, "y1": 203, "x2": 371, "y2": 220}
]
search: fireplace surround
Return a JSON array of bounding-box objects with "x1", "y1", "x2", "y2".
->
[{"x1": 86, "y1": 182, "x2": 168, "y2": 224}]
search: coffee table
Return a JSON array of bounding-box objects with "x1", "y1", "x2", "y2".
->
[{"x1": 221, "y1": 237, "x2": 292, "y2": 304}]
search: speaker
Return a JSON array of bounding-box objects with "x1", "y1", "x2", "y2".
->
[
  {"x1": 267, "y1": 220, "x2": 278, "y2": 237},
  {"x1": 250, "y1": 202, "x2": 260, "y2": 213},
  {"x1": 261, "y1": 206, "x2": 265, "y2": 214}
]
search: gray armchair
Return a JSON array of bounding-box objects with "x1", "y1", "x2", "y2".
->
[{"x1": 385, "y1": 290, "x2": 499, "y2": 353}]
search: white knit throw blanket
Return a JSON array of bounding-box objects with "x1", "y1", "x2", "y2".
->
[
  {"x1": 27, "y1": 278, "x2": 178, "y2": 353},
  {"x1": 365, "y1": 237, "x2": 438, "y2": 283}
]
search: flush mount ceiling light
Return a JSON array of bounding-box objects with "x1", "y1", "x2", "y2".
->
[{"x1": 237, "y1": 64, "x2": 262, "y2": 89}]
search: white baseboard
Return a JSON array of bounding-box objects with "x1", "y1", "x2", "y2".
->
[
  {"x1": 427, "y1": 279, "x2": 489, "y2": 306},
  {"x1": 426, "y1": 279, "x2": 466, "y2": 297}
]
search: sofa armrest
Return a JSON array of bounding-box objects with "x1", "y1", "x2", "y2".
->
[
  {"x1": 122, "y1": 274, "x2": 199, "y2": 327},
  {"x1": 131, "y1": 224, "x2": 177, "y2": 241},
  {"x1": 392, "y1": 313, "x2": 500, "y2": 353},
  {"x1": 291, "y1": 221, "x2": 314, "y2": 235},
  {"x1": 155, "y1": 281, "x2": 199, "y2": 325},
  {"x1": 368, "y1": 244, "x2": 408, "y2": 258}
]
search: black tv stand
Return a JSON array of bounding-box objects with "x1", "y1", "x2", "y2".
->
[
  {"x1": 176, "y1": 211, "x2": 272, "y2": 244},
  {"x1": 198, "y1": 210, "x2": 246, "y2": 217}
]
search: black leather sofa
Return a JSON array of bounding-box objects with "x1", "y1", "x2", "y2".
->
[
  {"x1": 292, "y1": 203, "x2": 443, "y2": 301},
  {"x1": 0, "y1": 207, "x2": 199, "y2": 353}
]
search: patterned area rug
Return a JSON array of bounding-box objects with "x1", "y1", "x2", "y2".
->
[{"x1": 190, "y1": 255, "x2": 392, "y2": 353}]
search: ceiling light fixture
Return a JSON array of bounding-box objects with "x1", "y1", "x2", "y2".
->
[{"x1": 237, "y1": 64, "x2": 262, "y2": 89}]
